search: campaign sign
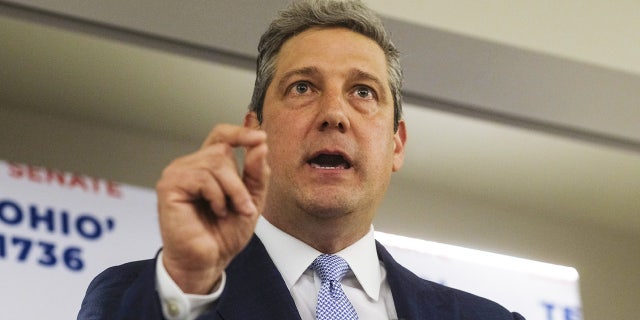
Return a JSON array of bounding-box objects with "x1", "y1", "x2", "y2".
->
[
  {"x1": 377, "y1": 233, "x2": 583, "y2": 320},
  {"x1": 0, "y1": 160, "x2": 161, "y2": 319},
  {"x1": 0, "y1": 160, "x2": 581, "y2": 319}
]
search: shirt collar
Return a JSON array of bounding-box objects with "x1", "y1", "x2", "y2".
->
[{"x1": 255, "y1": 216, "x2": 382, "y2": 300}]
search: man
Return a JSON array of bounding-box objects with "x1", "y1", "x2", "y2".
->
[{"x1": 79, "y1": 1, "x2": 525, "y2": 319}]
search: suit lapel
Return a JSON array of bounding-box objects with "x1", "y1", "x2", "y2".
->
[
  {"x1": 205, "y1": 236, "x2": 458, "y2": 319},
  {"x1": 212, "y1": 235, "x2": 301, "y2": 320},
  {"x1": 376, "y1": 241, "x2": 456, "y2": 320}
]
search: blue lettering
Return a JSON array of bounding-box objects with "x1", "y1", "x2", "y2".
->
[
  {"x1": 76, "y1": 215, "x2": 102, "y2": 240},
  {"x1": 542, "y1": 302, "x2": 555, "y2": 320},
  {"x1": 29, "y1": 206, "x2": 55, "y2": 233},
  {"x1": 60, "y1": 211, "x2": 71, "y2": 235},
  {"x1": 37, "y1": 241, "x2": 57, "y2": 267},
  {"x1": 64, "y1": 246, "x2": 84, "y2": 271},
  {"x1": 0, "y1": 200, "x2": 23, "y2": 225},
  {"x1": 0, "y1": 233, "x2": 86, "y2": 272},
  {"x1": 0, "y1": 199, "x2": 115, "y2": 240},
  {"x1": 542, "y1": 302, "x2": 583, "y2": 320},
  {"x1": 0, "y1": 234, "x2": 5, "y2": 258},
  {"x1": 564, "y1": 306, "x2": 582, "y2": 320},
  {"x1": 106, "y1": 217, "x2": 115, "y2": 231}
]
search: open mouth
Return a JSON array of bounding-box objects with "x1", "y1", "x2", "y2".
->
[{"x1": 308, "y1": 153, "x2": 352, "y2": 169}]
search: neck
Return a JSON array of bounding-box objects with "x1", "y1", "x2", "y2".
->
[{"x1": 263, "y1": 209, "x2": 372, "y2": 254}]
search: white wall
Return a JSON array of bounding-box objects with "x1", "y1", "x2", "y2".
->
[{"x1": 0, "y1": 105, "x2": 197, "y2": 187}]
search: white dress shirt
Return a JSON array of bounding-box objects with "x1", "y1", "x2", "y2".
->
[{"x1": 156, "y1": 216, "x2": 398, "y2": 319}]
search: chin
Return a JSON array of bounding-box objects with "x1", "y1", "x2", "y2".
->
[{"x1": 297, "y1": 196, "x2": 357, "y2": 220}]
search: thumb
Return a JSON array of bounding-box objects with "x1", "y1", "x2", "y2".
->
[{"x1": 242, "y1": 142, "x2": 270, "y2": 215}]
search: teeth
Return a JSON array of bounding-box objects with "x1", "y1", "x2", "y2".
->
[{"x1": 311, "y1": 163, "x2": 345, "y2": 169}]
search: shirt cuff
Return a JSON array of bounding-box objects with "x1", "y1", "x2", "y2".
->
[{"x1": 155, "y1": 250, "x2": 226, "y2": 320}]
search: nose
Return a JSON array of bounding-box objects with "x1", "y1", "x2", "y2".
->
[{"x1": 318, "y1": 89, "x2": 350, "y2": 133}]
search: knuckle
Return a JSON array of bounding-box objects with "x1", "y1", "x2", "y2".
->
[
  {"x1": 157, "y1": 161, "x2": 182, "y2": 191},
  {"x1": 207, "y1": 142, "x2": 234, "y2": 157},
  {"x1": 204, "y1": 147, "x2": 235, "y2": 171}
]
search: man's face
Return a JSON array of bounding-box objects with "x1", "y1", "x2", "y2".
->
[{"x1": 250, "y1": 27, "x2": 406, "y2": 222}]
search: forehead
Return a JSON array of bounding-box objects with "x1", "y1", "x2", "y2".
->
[{"x1": 274, "y1": 27, "x2": 389, "y2": 83}]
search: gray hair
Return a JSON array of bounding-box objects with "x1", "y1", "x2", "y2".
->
[{"x1": 249, "y1": 0, "x2": 403, "y2": 132}]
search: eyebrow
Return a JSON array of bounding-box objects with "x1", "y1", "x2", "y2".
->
[
  {"x1": 349, "y1": 69, "x2": 384, "y2": 89},
  {"x1": 276, "y1": 66, "x2": 320, "y2": 93}
]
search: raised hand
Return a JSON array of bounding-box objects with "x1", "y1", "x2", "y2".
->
[{"x1": 156, "y1": 124, "x2": 269, "y2": 294}]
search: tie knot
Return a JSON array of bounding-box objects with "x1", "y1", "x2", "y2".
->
[{"x1": 311, "y1": 254, "x2": 350, "y2": 282}]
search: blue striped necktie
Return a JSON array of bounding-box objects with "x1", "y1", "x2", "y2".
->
[{"x1": 310, "y1": 254, "x2": 359, "y2": 320}]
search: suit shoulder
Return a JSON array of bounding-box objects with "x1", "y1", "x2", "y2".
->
[
  {"x1": 90, "y1": 259, "x2": 154, "y2": 291},
  {"x1": 78, "y1": 259, "x2": 155, "y2": 319},
  {"x1": 433, "y1": 282, "x2": 525, "y2": 319},
  {"x1": 377, "y1": 243, "x2": 524, "y2": 319}
]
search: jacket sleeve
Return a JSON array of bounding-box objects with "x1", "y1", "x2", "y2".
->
[
  {"x1": 513, "y1": 312, "x2": 526, "y2": 320},
  {"x1": 77, "y1": 259, "x2": 163, "y2": 320}
]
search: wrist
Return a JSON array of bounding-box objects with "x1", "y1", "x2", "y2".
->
[{"x1": 162, "y1": 252, "x2": 224, "y2": 295}]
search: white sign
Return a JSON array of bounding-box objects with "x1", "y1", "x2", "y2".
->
[
  {"x1": 377, "y1": 232, "x2": 582, "y2": 320},
  {"x1": 0, "y1": 160, "x2": 161, "y2": 319}
]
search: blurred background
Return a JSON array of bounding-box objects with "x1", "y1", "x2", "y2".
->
[{"x1": 1, "y1": 1, "x2": 638, "y2": 318}]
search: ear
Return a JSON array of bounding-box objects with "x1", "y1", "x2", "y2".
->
[
  {"x1": 392, "y1": 120, "x2": 407, "y2": 172},
  {"x1": 244, "y1": 111, "x2": 260, "y2": 129}
]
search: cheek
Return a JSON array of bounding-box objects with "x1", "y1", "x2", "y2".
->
[
  {"x1": 263, "y1": 118, "x2": 304, "y2": 168},
  {"x1": 264, "y1": 107, "x2": 317, "y2": 148},
  {"x1": 265, "y1": 132, "x2": 288, "y2": 166},
  {"x1": 370, "y1": 129, "x2": 398, "y2": 166},
  {"x1": 358, "y1": 133, "x2": 393, "y2": 168}
]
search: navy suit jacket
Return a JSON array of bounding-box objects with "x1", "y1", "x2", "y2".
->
[{"x1": 78, "y1": 235, "x2": 525, "y2": 319}]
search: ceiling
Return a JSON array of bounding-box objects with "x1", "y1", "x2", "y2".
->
[
  {"x1": 368, "y1": 0, "x2": 640, "y2": 75},
  {"x1": 0, "y1": 1, "x2": 638, "y2": 239}
]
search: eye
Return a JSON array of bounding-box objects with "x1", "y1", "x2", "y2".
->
[
  {"x1": 354, "y1": 86, "x2": 375, "y2": 99},
  {"x1": 293, "y1": 82, "x2": 310, "y2": 94}
]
